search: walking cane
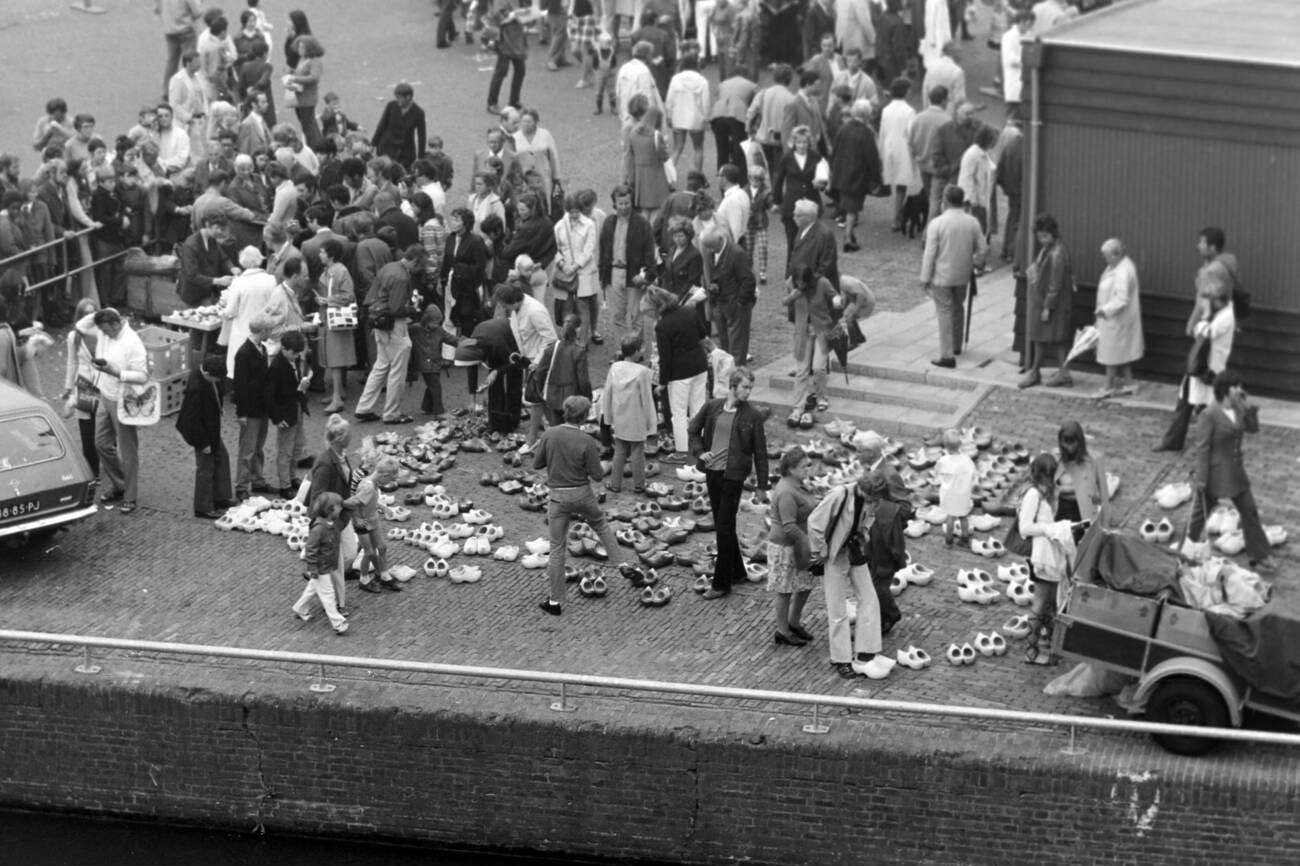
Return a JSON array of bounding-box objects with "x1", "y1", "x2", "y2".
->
[{"x1": 964, "y1": 272, "x2": 978, "y2": 348}]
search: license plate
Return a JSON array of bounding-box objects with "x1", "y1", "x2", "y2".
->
[{"x1": 0, "y1": 499, "x2": 43, "y2": 521}]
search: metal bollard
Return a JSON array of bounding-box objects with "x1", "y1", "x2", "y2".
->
[{"x1": 1059, "y1": 723, "x2": 1088, "y2": 756}]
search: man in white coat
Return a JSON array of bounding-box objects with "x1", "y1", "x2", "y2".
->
[{"x1": 1000, "y1": 11, "x2": 1034, "y2": 117}]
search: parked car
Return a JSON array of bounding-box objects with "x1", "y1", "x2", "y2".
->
[{"x1": 0, "y1": 378, "x2": 97, "y2": 546}]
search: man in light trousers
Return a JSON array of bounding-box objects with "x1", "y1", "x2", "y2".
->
[
  {"x1": 919, "y1": 184, "x2": 986, "y2": 369},
  {"x1": 355, "y1": 245, "x2": 426, "y2": 424}
]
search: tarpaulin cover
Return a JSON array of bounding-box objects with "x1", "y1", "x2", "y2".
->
[
  {"x1": 1072, "y1": 524, "x2": 1185, "y2": 602},
  {"x1": 1206, "y1": 601, "x2": 1300, "y2": 704}
]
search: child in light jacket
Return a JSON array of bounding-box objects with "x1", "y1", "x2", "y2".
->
[
  {"x1": 598, "y1": 333, "x2": 658, "y2": 494},
  {"x1": 934, "y1": 428, "x2": 975, "y2": 546},
  {"x1": 293, "y1": 491, "x2": 350, "y2": 634}
]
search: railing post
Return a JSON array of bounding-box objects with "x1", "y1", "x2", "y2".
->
[
  {"x1": 308, "y1": 663, "x2": 335, "y2": 694},
  {"x1": 1059, "y1": 724, "x2": 1088, "y2": 756},
  {"x1": 74, "y1": 646, "x2": 101, "y2": 675},
  {"x1": 802, "y1": 704, "x2": 829, "y2": 735},
  {"x1": 550, "y1": 682, "x2": 576, "y2": 712}
]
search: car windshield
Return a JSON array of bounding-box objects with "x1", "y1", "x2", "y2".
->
[{"x1": 0, "y1": 415, "x2": 65, "y2": 472}]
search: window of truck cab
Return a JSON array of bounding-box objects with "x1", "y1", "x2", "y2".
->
[{"x1": 0, "y1": 414, "x2": 65, "y2": 472}]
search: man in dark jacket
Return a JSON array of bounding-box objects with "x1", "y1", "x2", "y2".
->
[
  {"x1": 266, "y1": 330, "x2": 310, "y2": 497},
  {"x1": 700, "y1": 226, "x2": 757, "y2": 365},
  {"x1": 454, "y1": 314, "x2": 523, "y2": 433},
  {"x1": 232, "y1": 315, "x2": 272, "y2": 499},
  {"x1": 177, "y1": 215, "x2": 236, "y2": 307},
  {"x1": 371, "y1": 83, "x2": 428, "y2": 169},
  {"x1": 598, "y1": 185, "x2": 658, "y2": 344},
  {"x1": 375, "y1": 190, "x2": 420, "y2": 250},
  {"x1": 175, "y1": 355, "x2": 233, "y2": 518},
  {"x1": 928, "y1": 101, "x2": 979, "y2": 215}
]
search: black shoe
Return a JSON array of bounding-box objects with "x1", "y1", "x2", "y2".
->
[
  {"x1": 193, "y1": 510, "x2": 225, "y2": 519},
  {"x1": 358, "y1": 579, "x2": 382, "y2": 594},
  {"x1": 486, "y1": 103, "x2": 499, "y2": 114},
  {"x1": 591, "y1": 333, "x2": 604, "y2": 345},
  {"x1": 774, "y1": 631, "x2": 808, "y2": 646},
  {"x1": 539, "y1": 600, "x2": 562, "y2": 616},
  {"x1": 296, "y1": 457, "x2": 315, "y2": 469},
  {"x1": 843, "y1": 241, "x2": 861, "y2": 253},
  {"x1": 790, "y1": 624, "x2": 813, "y2": 642},
  {"x1": 1151, "y1": 443, "x2": 1181, "y2": 453},
  {"x1": 831, "y1": 662, "x2": 860, "y2": 680},
  {"x1": 278, "y1": 487, "x2": 296, "y2": 499},
  {"x1": 354, "y1": 412, "x2": 381, "y2": 423},
  {"x1": 251, "y1": 482, "x2": 274, "y2": 494},
  {"x1": 379, "y1": 578, "x2": 403, "y2": 592},
  {"x1": 930, "y1": 357, "x2": 956, "y2": 369}
]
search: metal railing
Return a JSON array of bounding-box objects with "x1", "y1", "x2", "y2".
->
[
  {"x1": 0, "y1": 225, "x2": 130, "y2": 298},
  {"x1": 4, "y1": 628, "x2": 1300, "y2": 751}
]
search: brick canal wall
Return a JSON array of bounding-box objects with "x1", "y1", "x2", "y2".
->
[{"x1": 1, "y1": 664, "x2": 1297, "y2": 865}]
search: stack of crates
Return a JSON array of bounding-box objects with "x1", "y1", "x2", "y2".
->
[{"x1": 137, "y1": 325, "x2": 192, "y2": 417}]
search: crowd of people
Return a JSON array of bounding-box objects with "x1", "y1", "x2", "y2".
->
[{"x1": 0, "y1": 0, "x2": 1277, "y2": 658}]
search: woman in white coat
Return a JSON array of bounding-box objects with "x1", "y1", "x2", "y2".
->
[
  {"x1": 221, "y1": 246, "x2": 278, "y2": 379},
  {"x1": 835, "y1": 0, "x2": 876, "y2": 59},
  {"x1": 878, "y1": 77, "x2": 920, "y2": 232},
  {"x1": 1093, "y1": 238, "x2": 1144, "y2": 398},
  {"x1": 553, "y1": 198, "x2": 599, "y2": 345},
  {"x1": 664, "y1": 54, "x2": 711, "y2": 175}
]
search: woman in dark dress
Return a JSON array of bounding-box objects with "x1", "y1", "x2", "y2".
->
[
  {"x1": 773, "y1": 125, "x2": 827, "y2": 250},
  {"x1": 440, "y1": 207, "x2": 489, "y2": 408}
]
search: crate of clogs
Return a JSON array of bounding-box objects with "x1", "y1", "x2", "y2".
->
[
  {"x1": 137, "y1": 325, "x2": 192, "y2": 380},
  {"x1": 159, "y1": 370, "x2": 189, "y2": 417}
]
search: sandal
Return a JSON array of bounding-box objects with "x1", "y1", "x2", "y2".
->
[{"x1": 383, "y1": 415, "x2": 414, "y2": 425}]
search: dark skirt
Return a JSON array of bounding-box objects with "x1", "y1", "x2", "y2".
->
[{"x1": 488, "y1": 365, "x2": 523, "y2": 433}]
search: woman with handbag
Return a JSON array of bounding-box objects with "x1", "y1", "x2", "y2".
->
[
  {"x1": 61, "y1": 298, "x2": 101, "y2": 477},
  {"x1": 687, "y1": 366, "x2": 769, "y2": 600},
  {"x1": 1020, "y1": 213, "x2": 1075, "y2": 389},
  {"x1": 553, "y1": 197, "x2": 598, "y2": 343},
  {"x1": 315, "y1": 238, "x2": 356, "y2": 414},
  {"x1": 766, "y1": 447, "x2": 817, "y2": 646}
]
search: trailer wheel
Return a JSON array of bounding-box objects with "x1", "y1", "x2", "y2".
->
[{"x1": 1147, "y1": 676, "x2": 1229, "y2": 756}]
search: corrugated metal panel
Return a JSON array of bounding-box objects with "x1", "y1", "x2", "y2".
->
[{"x1": 1039, "y1": 123, "x2": 1300, "y2": 313}]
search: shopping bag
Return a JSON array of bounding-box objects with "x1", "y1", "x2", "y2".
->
[{"x1": 117, "y1": 380, "x2": 161, "y2": 426}]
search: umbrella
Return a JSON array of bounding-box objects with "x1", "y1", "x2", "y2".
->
[
  {"x1": 828, "y1": 326, "x2": 852, "y2": 384},
  {"x1": 1066, "y1": 325, "x2": 1100, "y2": 363}
]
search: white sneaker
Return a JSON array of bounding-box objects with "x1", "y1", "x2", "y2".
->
[{"x1": 851, "y1": 656, "x2": 894, "y2": 679}]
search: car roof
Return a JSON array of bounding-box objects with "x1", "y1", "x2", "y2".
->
[{"x1": 0, "y1": 378, "x2": 51, "y2": 414}]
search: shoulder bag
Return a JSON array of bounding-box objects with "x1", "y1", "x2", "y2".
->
[
  {"x1": 1186, "y1": 330, "x2": 1211, "y2": 381},
  {"x1": 1003, "y1": 487, "x2": 1035, "y2": 557}
]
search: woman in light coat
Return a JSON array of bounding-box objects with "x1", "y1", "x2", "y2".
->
[
  {"x1": 835, "y1": 0, "x2": 876, "y2": 58},
  {"x1": 553, "y1": 199, "x2": 599, "y2": 344},
  {"x1": 222, "y1": 246, "x2": 278, "y2": 379},
  {"x1": 514, "y1": 108, "x2": 561, "y2": 201},
  {"x1": 664, "y1": 55, "x2": 711, "y2": 174},
  {"x1": 878, "y1": 78, "x2": 919, "y2": 233},
  {"x1": 1093, "y1": 238, "x2": 1144, "y2": 398}
]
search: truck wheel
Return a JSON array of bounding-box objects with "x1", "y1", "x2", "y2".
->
[{"x1": 1147, "y1": 676, "x2": 1229, "y2": 756}]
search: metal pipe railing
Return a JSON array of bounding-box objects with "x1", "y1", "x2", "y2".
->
[{"x1": 3, "y1": 629, "x2": 1299, "y2": 748}]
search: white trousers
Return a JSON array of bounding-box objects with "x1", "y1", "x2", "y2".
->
[
  {"x1": 668, "y1": 371, "x2": 707, "y2": 453},
  {"x1": 293, "y1": 572, "x2": 347, "y2": 630},
  {"x1": 823, "y1": 555, "x2": 880, "y2": 663}
]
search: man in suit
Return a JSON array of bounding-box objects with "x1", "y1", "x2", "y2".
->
[
  {"x1": 178, "y1": 215, "x2": 236, "y2": 306},
  {"x1": 299, "y1": 204, "x2": 350, "y2": 288},
  {"x1": 785, "y1": 198, "x2": 838, "y2": 369},
  {"x1": 599, "y1": 185, "x2": 658, "y2": 346},
  {"x1": 472, "y1": 128, "x2": 520, "y2": 180},
  {"x1": 232, "y1": 315, "x2": 273, "y2": 500},
  {"x1": 908, "y1": 85, "x2": 950, "y2": 226},
  {"x1": 701, "y1": 227, "x2": 756, "y2": 366},
  {"x1": 1187, "y1": 371, "x2": 1274, "y2": 572},
  {"x1": 709, "y1": 74, "x2": 758, "y2": 173},
  {"x1": 919, "y1": 185, "x2": 986, "y2": 368},
  {"x1": 236, "y1": 91, "x2": 273, "y2": 156},
  {"x1": 781, "y1": 68, "x2": 829, "y2": 156}
]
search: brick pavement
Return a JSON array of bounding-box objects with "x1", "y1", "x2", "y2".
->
[{"x1": 3, "y1": 0, "x2": 1295, "y2": 754}]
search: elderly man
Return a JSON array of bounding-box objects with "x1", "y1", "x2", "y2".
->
[
  {"x1": 919, "y1": 185, "x2": 986, "y2": 368},
  {"x1": 701, "y1": 226, "x2": 757, "y2": 366},
  {"x1": 616, "y1": 41, "x2": 663, "y2": 125},
  {"x1": 355, "y1": 244, "x2": 426, "y2": 425},
  {"x1": 473, "y1": 127, "x2": 520, "y2": 182},
  {"x1": 1092, "y1": 238, "x2": 1144, "y2": 399},
  {"x1": 785, "y1": 197, "x2": 838, "y2": 369}
]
